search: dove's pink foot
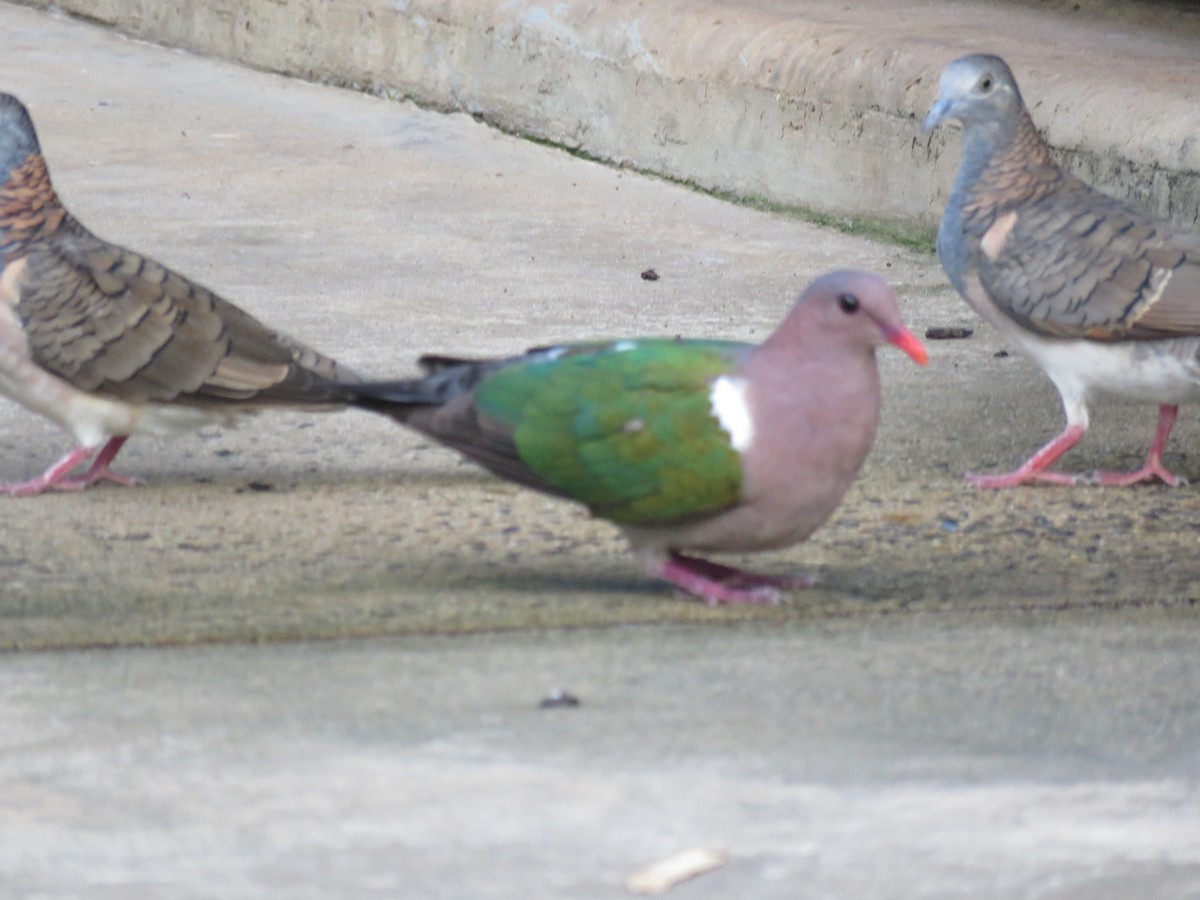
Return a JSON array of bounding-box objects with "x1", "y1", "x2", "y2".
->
[
  {"x1": 1, "y1": 445, "x2": 95, "y2": 497},
  {"x1": 59, "y1": 436, "x2": 140, "y2": 490},
  {"x1": 1087, "y1": 461, "x2": 1184, "y2": 487},
  {"x1": 967, "y1": 424, "x2": 1086, "y2": 488},
  {"x1": 970, "y1": 405, "x2": 1185, "y2": 489},
  {"x1": 649, "y1": 551, "x2": 818, "y2": 606},
  {"x1": 1, "y1": 437, "x2": 138, "y2": 497},
  {"x1": 1087, "y1": 462, "x2": 1184, "y2": 487},
  {"x1": 1083, "y1": 405, "x2": 1185, "y2": 487}
]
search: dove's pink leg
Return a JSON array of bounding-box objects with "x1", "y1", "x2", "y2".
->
[
  {"x1": 58, "y1": 436, "x2": 140, "y2": 490},
  {"x1": 1, "y1": 437, "x2": 138, "y2": 497},
  {"x1": 971, "y1": 406, "x2": 1185, "y2": 489},
  {"x1": 1, "y1": 445, "x2": 96, "y2": 497},
  {"x1": 648, "y1": 551, "x2": 818, "y2": 606},
  {"x1": 967, "y1": 423, "x2": 1086, "y2": 488},
  {"x1": 1086, "y1": 405, "x2": 1184, "y2": 487}
]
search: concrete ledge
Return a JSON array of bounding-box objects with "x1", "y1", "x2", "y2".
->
[{"x1": 22, "y1": 0, "x2": 1200, "y2": 236}]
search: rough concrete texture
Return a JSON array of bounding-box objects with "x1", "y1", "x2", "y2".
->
[
  {"x1": 4, "y1": 620, "x2": 1200, "y2": 897},
  {"x1": 2, "y1": 5, "x2": 1200, "y2": 896},
  {"x1": 2, "y1": 4, "x2": 1198, "y2": 649},
  {"x1": 21, "y1": 0, "x2": 1200, "y2": 235}
]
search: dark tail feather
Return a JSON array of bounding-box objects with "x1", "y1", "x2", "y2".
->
[
  {"x1": 348, "y1": 355, "x2": 512, "y2": 418},
  {"x1": 416, "y1": 353, "x2": 478, "y2": 373},
  {"x1": 345, "y1": 376, "x2": 439, "y2": 419},
  {"x1": 417, "y1": 344, "x2": 562, "y2": 373},
  {"x1": 349, "y1": 354, "x2": 566, "y2": 499}
]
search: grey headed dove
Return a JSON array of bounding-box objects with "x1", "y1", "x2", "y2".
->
[
  {"x1": 925, "y1": 54, "x2": 1200, "y2": 488},
  {"x1": 0, "y1": 92, "x2": 361, "y2": 496},
  {"x1": 351, "y1": 270, "x2": 928, "y2": 605}
]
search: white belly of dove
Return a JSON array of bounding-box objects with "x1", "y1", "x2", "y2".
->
[{"x1": 1019, "y1": 333, "x2": 1200, "y2": 405}]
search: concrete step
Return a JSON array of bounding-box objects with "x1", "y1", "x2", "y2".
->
[{"x1": 25, "y1": 0, "x2": 1200, "y2": 238}]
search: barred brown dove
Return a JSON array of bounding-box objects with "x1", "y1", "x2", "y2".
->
[
  {"x1": 0, "y1": 92, "x2": 360, "y2": 495},
  {"x1": 925, "y1": 54, "x2": 1200, "y2": 488}
]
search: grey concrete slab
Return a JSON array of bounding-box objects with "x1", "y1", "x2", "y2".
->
[
  {"x1": 0, "y1": 5, "x2": 1199, "y2": 649},
  {"x1": 3, "y1": 615, "x2": 1200, "y2": 898},
  {"x1": 0, "y1": 8, "x2": 1199, "y2": 898},
  {"x1": 24, "y1": 0, "x2": 1200, "y2": 234},
  {"x1": 2, "y1": 3, "x2": 1200, "y2": 652}
]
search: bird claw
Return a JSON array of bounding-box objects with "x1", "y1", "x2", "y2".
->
[
  {"x1": 965, "y1": 469, "x2": 1081, "y2": 489},
  {"x1": 652, "y1": 552, "x2": 817, "y2": 606},
  {"x1": 720, "y1": 570, "x2": 820, "y2": 591},
  {"x1": 1, "y1": 439, "x2": 138, "y2": 498},
  {"x1": 1081, "y1": 466, "x2": 1187, "y2": 488},
  {"x1": 0, "y1": 468, "x2": 140, "y2": 497},
  {"x1": 0, "y1": 478, "x2": 66, "y2": 498},
  {"x1": 698, "y1": 584, "x2": 782, "y2": 607},
  {"x1": 967, "y1": 446, "x2": 1189, "y2": 487},
  {"x1": 968, "y1": 464, "x2": 1187, "y2": 489},
  {"x1": 57, "y1": 469, "x2": 142, "y2": 491}
]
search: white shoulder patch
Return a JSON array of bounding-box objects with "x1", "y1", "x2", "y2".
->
[{"x1": 709, "y1": 375, "x2": 755, "y2": 452}]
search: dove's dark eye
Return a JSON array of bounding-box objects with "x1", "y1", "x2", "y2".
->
[
  {"x1": 837, "y1": 293, "x2": 860, "y2": 314},
  {"x1": 980, "y1": 76, "x2": 994, "y2": 92}
]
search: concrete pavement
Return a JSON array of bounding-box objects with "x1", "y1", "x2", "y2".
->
[
  {"x1": 4, "y1": 617, "x2": 1200, "y2": 897},
  {"x1": 24, "y1": 0, "x2": 1200, "y2": 234},
  {"x1": 1, "y1": 4, "x2": 1199, "y2": 897},
  {"x1": 2, "y1": 2, "x2": 1199, "y2": 646}
]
